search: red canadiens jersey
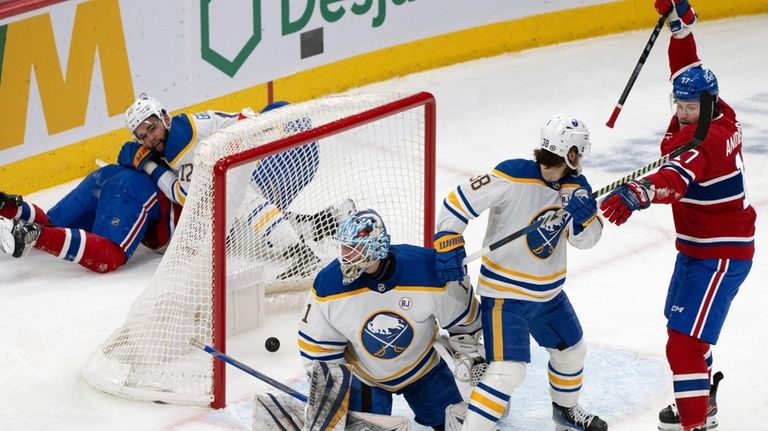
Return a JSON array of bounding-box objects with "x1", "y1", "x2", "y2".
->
[{"x1": 645, "y1": 35, "x2": 756, "y2": 260}]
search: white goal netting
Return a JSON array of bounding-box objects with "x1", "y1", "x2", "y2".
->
[{"x1": 83, "y1": 92, "x2": 435, "y2": 406}]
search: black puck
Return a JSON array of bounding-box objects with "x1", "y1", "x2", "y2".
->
[{"x1": 265, "y1": 337, "x2": 280, "y2": 352}]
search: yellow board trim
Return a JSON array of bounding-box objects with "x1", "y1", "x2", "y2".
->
[{"x1": 3, "y1": 1, "x2": 765, "y2": 194}]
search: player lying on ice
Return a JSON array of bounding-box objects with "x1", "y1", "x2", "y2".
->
[
  {"x1": 296, "y1": 209, "x2": 485, "y2": 430},
  {"x1": 0, "y1": 165, "x2": 178, "y2": 273},
  {"x1": 120, "y1": 94, "x2": 355, "y2": 279}
]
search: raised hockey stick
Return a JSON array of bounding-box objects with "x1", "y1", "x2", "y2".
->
[
  {"x1": 190, "y1": 338, "x2": 308, "y2": 402},
  {"x1": 463, "y1": 91, "x2": 712, "y2": 265},
  {"x1": 606, "y1": 13, "x2": 669, "y2": 128}
]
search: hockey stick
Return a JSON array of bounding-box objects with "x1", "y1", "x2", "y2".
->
[
  {"x1": 606, "y1": 13, "x2": 669, "y2": 128},
  {"x1": 191, "y1": 339, "x2": 406, "y2": 430},
  {"x1": 710, "y1": 371, "x2": 724, "y2": 401},
  {"x1": 190, "y1": 338, "x2": 308, "y2": 402},
  {"x1": 463, "y1": 91, "x2": 712, "y2": 265}
]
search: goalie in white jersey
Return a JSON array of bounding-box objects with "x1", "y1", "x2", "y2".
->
[
  {"x1": 434, "y1": 115, "x2": 607, "y2": 431},
  {"x1": 298, "y1": 209, "x2": 483, "y2": 430}
]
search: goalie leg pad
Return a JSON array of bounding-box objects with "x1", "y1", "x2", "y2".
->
[
  {"x1": 306, "y1": 361, "x2": 353, "y2": 431},
  {"x1": 252, "y1": 392, "x2": 305, "y2": 431},
  {"x1": 346, "y1": 411, "x2": 411, "y2": 431}
]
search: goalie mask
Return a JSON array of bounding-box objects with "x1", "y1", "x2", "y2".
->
[
  {"x1": 336, "y1": 209, "x2": 391, "y2": 285},
  {"x1": 540, "y1": 114, "x2": 591, "y2": 170},
  {"x1": 125, "y1": 93, "x2": 170, "y2": 138}
]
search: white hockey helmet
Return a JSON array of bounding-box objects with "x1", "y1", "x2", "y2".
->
[
  {"x1": 540, "y1": 114, "x2": 591, "y2": 170},
  {"x1": 125, "y1": 93, "x2": 169, "y2": 136}
]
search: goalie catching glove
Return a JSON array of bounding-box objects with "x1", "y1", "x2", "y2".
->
[
  {"x1": 445, "y1": 330, "x2": 487, "y2": 388},
  {"x1": 433, "y1": 231, "x2": 466, "y2": 283}
]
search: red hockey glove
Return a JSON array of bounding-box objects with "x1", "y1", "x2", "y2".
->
[{"x1": 599, "y1": 180, "x2": 652, "y2": 226}]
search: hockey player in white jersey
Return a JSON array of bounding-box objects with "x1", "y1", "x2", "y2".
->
[
  {"x1": 119, "y1": 94, "x2": 345, "y2": 279},
  {"x1": 298, "y1": 209, "x2": 483, "y2": 430},
  {"x1": 434, "y1": 115, "x2": 607, "y2": 431}
]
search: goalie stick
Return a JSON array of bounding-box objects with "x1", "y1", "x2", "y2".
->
[
  {"x1": 191, "y1": 339, "x2": 409, "y2": 431},
  {"x1": 606, "y1": 12, "x2": 669, "y2": 128},
  {"x1": 464, "y1": 90, "x2": 712, "y2": 265},
  {"x1": 190, "y1": 338, "x2": 309, "y2": 402}
]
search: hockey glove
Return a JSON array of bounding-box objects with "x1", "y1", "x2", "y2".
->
[
  {"x1": 565, "y1": 188, "x2": 597, "y2": 231},
  {"x1": 655, "y1": 0, "x2": 696, "y2": 36},
  {"x1": 599, "y1": 179, "x2": 653, "y2": 226},
  {"x1": 118, "y1": 141, "x2": 153, "y2": 170},
  {"x1": 433, "y1": 231, "x2": 467, "y2": 283},
  {"x1": 448, "y1": 330, "x2": 484, "y2": 357}
]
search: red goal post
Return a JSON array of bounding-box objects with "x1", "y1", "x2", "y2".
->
[{"x1": 84, "y1": 91, "x2": 436, "y2": 408}]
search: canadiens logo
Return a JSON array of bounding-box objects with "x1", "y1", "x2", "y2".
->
[
  {"x1": 361, "y1": 312, "x2": 413, "y2": 359},
  {"x1": 526, "y1": 208, "x2": 565, "y2": 259}
]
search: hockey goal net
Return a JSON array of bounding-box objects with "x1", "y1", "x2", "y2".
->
[{"x1": 83, "y1": 92, "x2": 436, "y2": 407}]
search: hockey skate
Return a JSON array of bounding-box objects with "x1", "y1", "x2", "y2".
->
[
  {"x1": 658, "y1": 371, "x2": 722, "y2": 431},
  {"x1": 0, "y1": 191, "x2": 23, "y2": 209},
  {"x1": 552, "y1": 402, "x2": 608, "y2": 431},
  {"x1": 0, "y1": 217, "x2": 42, "y2": 258},
  {"x1": 276, "y1": 243, "x2": 322, "y2": 280},
  {"x1": 289, "y1": 199, "x2": 357, "y2": 242}
]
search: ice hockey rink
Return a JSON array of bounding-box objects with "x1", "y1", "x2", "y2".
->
[{"x1": 1, "y1": 14, "x2": 766, "y2": 431}]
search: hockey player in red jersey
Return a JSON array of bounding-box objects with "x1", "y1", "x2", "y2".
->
[
  {"x1": 600, "y1": 1, "x2": 756, "y2": 430},
  {"x1": 0, "y1": 165, "x2": 178, "y2": 273}
]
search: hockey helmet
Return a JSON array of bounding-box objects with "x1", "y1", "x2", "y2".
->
[
  {"x1": 336, "y1": 209, "x2": 391, "y2": 284},
  {"x1": 540, "y1": 114, "x2": 591, "y2": 170},
  {"x1": 260, "y1": 101, "x2": 290, "y2": 113},
  {"x1": 125, "y1": 93, "x2": 169, "y2": 136},
  {"x1": 672, "y1": 66, "x2": 719, "y2": 102}
]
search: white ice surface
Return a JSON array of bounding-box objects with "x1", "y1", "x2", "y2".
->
[{"x1": 1, "y1": 14, "x2": 767, "y2": 431}]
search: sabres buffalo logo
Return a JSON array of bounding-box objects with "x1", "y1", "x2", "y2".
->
[
  {"x1": 526, "y1": 207, "x2": 566, "y2": 259},
  {"x1": 361, "y1": 312, "x2": 413, "y2": 359}
]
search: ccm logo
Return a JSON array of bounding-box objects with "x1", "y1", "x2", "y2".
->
[{"x1": 670, "y1": 305, "x2": 685, "y2": 313}]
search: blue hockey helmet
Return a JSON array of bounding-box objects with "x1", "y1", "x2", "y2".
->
[
  {"x1": 672, "y1": 66, "x2": 719, "y2": 101},
  {"x1": 336, "y1": 209, "x2": 391, "y2": 284}
]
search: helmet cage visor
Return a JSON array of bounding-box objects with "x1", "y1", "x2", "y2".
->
[{"x1": 335, "y1": 210, "x2": 390, "y2": 284}]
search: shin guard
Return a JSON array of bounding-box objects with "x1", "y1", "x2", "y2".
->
[{"x1": 666, "y1": 329, "x2": 710, "y2": 430}]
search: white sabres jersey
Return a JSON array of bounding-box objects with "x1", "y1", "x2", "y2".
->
[
  {"x1": 436, "y1": 158, "x2": 602, "y2": 302},
  {"x1": 159, "y1": 111, "x2": 241, "y2": 205},
  {"x1": 298, "y1": 244, "x2": 481, "y2": 392}
]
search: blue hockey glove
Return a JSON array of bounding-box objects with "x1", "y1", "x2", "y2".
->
[
  {"x1": 118, "y1": 141, "x2": 153, "y2": 170},
  {"x1": 565, "y1": 188, "x2": 597, "y2": 230},
  {"x1": 433, "y1": 231, "x2": 466, "y2": 283},
  {"x1": 599, "y1": 179, "x2": 653, "y2": 226}
]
